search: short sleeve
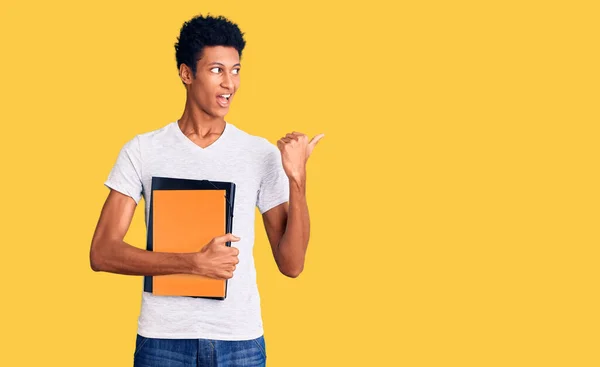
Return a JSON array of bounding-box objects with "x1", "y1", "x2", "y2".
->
[
  {"x1": 104, "y1": 136, "x2": 143, "y2": 204},
  {"x1": 256, "y1": 143, "x2": 289, "y2": 214}
]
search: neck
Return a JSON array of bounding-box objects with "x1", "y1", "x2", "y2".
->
[{"x1": 178, "y1": 97, "x2": 226, "y2": 136}]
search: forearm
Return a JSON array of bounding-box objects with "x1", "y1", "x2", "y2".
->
[
  {"x1": 277, "y1": 176, "x2": 310, "y2": 276},
  {"x1": 90, "y1": 238, "x2": 196, "y2": 276}
]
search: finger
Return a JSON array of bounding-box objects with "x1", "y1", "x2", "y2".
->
[
  {"x1": 291, "y1": 132, "x2": 308, "y2": 142},
  {"x1": 280, "y1": 137, "x2": 291, "y2": 144},
  {"x1": 285, "y1": 133, "x2": 298, "y2": 141},
  {"x1": 309, "y1": 133, "x2": 325, "y2": 148},
  {"x1": 212, "y1": 233, "x2": 241, "y2": 244},
  {"x1": 207, "y1": 272, "x2": 225, "y2": 280},
  {"x1": 231, "y1": 247, "x2": 240, "y2": 256}
]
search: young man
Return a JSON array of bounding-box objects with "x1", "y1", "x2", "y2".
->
[{"x1": 90, "y1": 14, "x2": 324, "y2": 366}]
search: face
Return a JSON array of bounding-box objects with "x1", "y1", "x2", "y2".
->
[{"x1": 181, "y1": 46, "x2": 241, "y2": 118}]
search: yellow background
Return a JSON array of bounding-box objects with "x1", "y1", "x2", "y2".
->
[{"x1": 0, "y1": 0, "x2": 598, "y2": 366}]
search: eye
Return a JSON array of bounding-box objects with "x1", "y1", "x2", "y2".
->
[
  {"x1": 233, "y1": 68, "x2": 240, "y2": 75},
  {"x1": 210, "y1": 67, "x2": 221, "y2": 73}
]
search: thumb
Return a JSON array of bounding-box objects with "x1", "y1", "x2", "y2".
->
[
  {"x1": 308, "y1": 133, "x2": 325, "y2": 156},
  {"x1": 212, "y1": 233, "x2": 241, "y2": 245},
  {"x1": 309, "y1": 133, "x2": 325, "y2": 148}
]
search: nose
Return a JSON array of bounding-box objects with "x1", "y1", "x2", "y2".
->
[{"x1": 221, "y1": 72, "x2": 234, "y2": 91}]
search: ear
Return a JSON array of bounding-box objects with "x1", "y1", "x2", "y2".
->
[{"x1": 179, "y1": 63, "x2": 193, "y2": 85}]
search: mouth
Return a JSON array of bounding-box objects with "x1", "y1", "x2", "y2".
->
[{"x1": 217, "y1": 93, "x2": 232, "y2": 107}]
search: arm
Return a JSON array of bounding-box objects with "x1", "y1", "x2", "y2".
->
[
  {"x1": 91, "y1": 190, "x2": 240, "y2": 278},
  {"x1": 90, "y1": 189, "x2": 198, "y2": 275},
  {"x1": 262, "y1": 177, "x2": 309, "y2": 278},
  {"x1": 262, "y1": 131, "x2": 324, "y2": 278}
]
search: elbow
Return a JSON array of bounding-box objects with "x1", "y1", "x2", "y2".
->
[
  {"x1": 89, "y1": 241, "x2": 106, "y2": 272},
  {"x1": 280, "y1": 265, "x2": 304, "y2": 279},
  {"x1": 90, "y1": 251, "x2": 102, "y2": 272}
]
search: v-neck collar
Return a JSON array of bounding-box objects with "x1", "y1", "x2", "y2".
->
[{"x1": 172, "y1": 120, "x2": 231, "y2": 152}]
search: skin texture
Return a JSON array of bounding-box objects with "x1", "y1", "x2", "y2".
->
[{"x1": 90, "y1": 46, "x2": 323, "y2": 279}]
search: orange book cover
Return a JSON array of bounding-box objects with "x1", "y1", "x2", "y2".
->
[{"x1": 144, "y1": 177, "x2": 236, "y2": 300}]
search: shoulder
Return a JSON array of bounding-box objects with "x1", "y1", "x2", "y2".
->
[
  {"x1": 117, "y1": 122, "x2": 177, "y2": 155},
  {"x1": 111, "y1": 122, "x2": 174, "y2": 160},
  {"x1": 136, "y1": 122, "x2": 174, "y2": 143},
  {"x1": 227, "y1": 122, "x2": 279, "y2": 155}
]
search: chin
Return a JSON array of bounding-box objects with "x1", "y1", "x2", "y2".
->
[
  {"x1": 212, "y1": 108, "x2": 229, "y2": 118},
  {"x1": 209, "y1": 112, "x2": 226, "y2": 119}
]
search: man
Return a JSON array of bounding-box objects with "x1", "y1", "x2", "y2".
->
[{"x1": 90, "y1": 14, "x2": 324, "y2": 366}]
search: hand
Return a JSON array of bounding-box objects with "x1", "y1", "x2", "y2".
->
[
  {"x1": 192, "y1": 233, "x2": 240, "y2": 279},
  {"x1": 277, "y1": 132, "x2": 325, "y2": 181}
]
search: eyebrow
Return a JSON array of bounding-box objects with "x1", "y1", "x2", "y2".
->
[{"x1": 209, "y1": 62, "x2": 241, "y2": 67}]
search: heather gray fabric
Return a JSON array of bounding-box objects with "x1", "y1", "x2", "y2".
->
[{"x1": 104, "y1": 121, "x2": 289, "y2": 340}]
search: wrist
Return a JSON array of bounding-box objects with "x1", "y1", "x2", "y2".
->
[
  {"x1": 290, "y1": 176, "x2": 306, "y2": 193},
  {"x1": 289, "y1": 170, "x2": 306, "y2": 185},
  {"x1": 187, "y1": 252, "x2": 206, "y2": 276}
]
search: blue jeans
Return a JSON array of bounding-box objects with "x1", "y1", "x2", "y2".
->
[{"x1": 133, "y1": 334, "x2": 267, "y2": 367}]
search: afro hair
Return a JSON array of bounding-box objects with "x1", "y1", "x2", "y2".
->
[{"x1": 174, "y1": 14, "x2": 246, "y2": 78}]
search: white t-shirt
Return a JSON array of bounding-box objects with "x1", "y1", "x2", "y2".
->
[{"x1": 104, "y1": 121, "x2": 289, "y2": 340}]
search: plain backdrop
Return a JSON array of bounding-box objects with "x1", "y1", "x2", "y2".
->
[{"x1": 0, "y1": 1, "x2": 598, "y2": 366}]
